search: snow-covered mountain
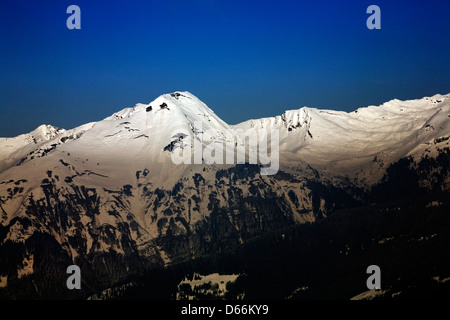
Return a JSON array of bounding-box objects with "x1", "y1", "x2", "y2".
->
[
  {"x1": 0, "y1": 92, "x2": 230, "y2": 182},
  {"x1": 2, "y1": 92, "x2": 448, "y2": 183},
  {"x1": 0, "y1": 91, "x2": 449, "y2": 299},
  {"x1": 235, "y1": 94, "x2": 450, "y2": 182}
]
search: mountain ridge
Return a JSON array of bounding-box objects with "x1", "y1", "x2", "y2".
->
[{"x1": 2, "y1": 91, "x2": 448, "y2": 185}]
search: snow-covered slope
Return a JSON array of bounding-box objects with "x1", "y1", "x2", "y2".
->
[
  {"x1": 0, "y1": 124, "x2": 64, "y2": 172},
  {"x1": 234, "y1": 93, "x2": 450, "y2": 182},
  {"x1": 0, "y1": 123, "x2": 95, "y2": 172},
  {"x1": 0, "y1": 92, "x2": 232, "y2": 184}
]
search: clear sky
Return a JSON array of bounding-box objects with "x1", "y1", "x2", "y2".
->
[{"x1": 1, "y1": 0, "x2": 449, "y2": 137}]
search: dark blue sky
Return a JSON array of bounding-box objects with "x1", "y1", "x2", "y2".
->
[{"x1": 1, "y1": 0, "x2": 449, "y2": 137}]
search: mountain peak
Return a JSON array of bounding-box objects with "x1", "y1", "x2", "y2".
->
[
  {"x1": 32, "y1": 124, "x2": 65, "y2": 141},
  {"x1": 104, "y1": 91, "x2": 227, "y2": 128}
]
